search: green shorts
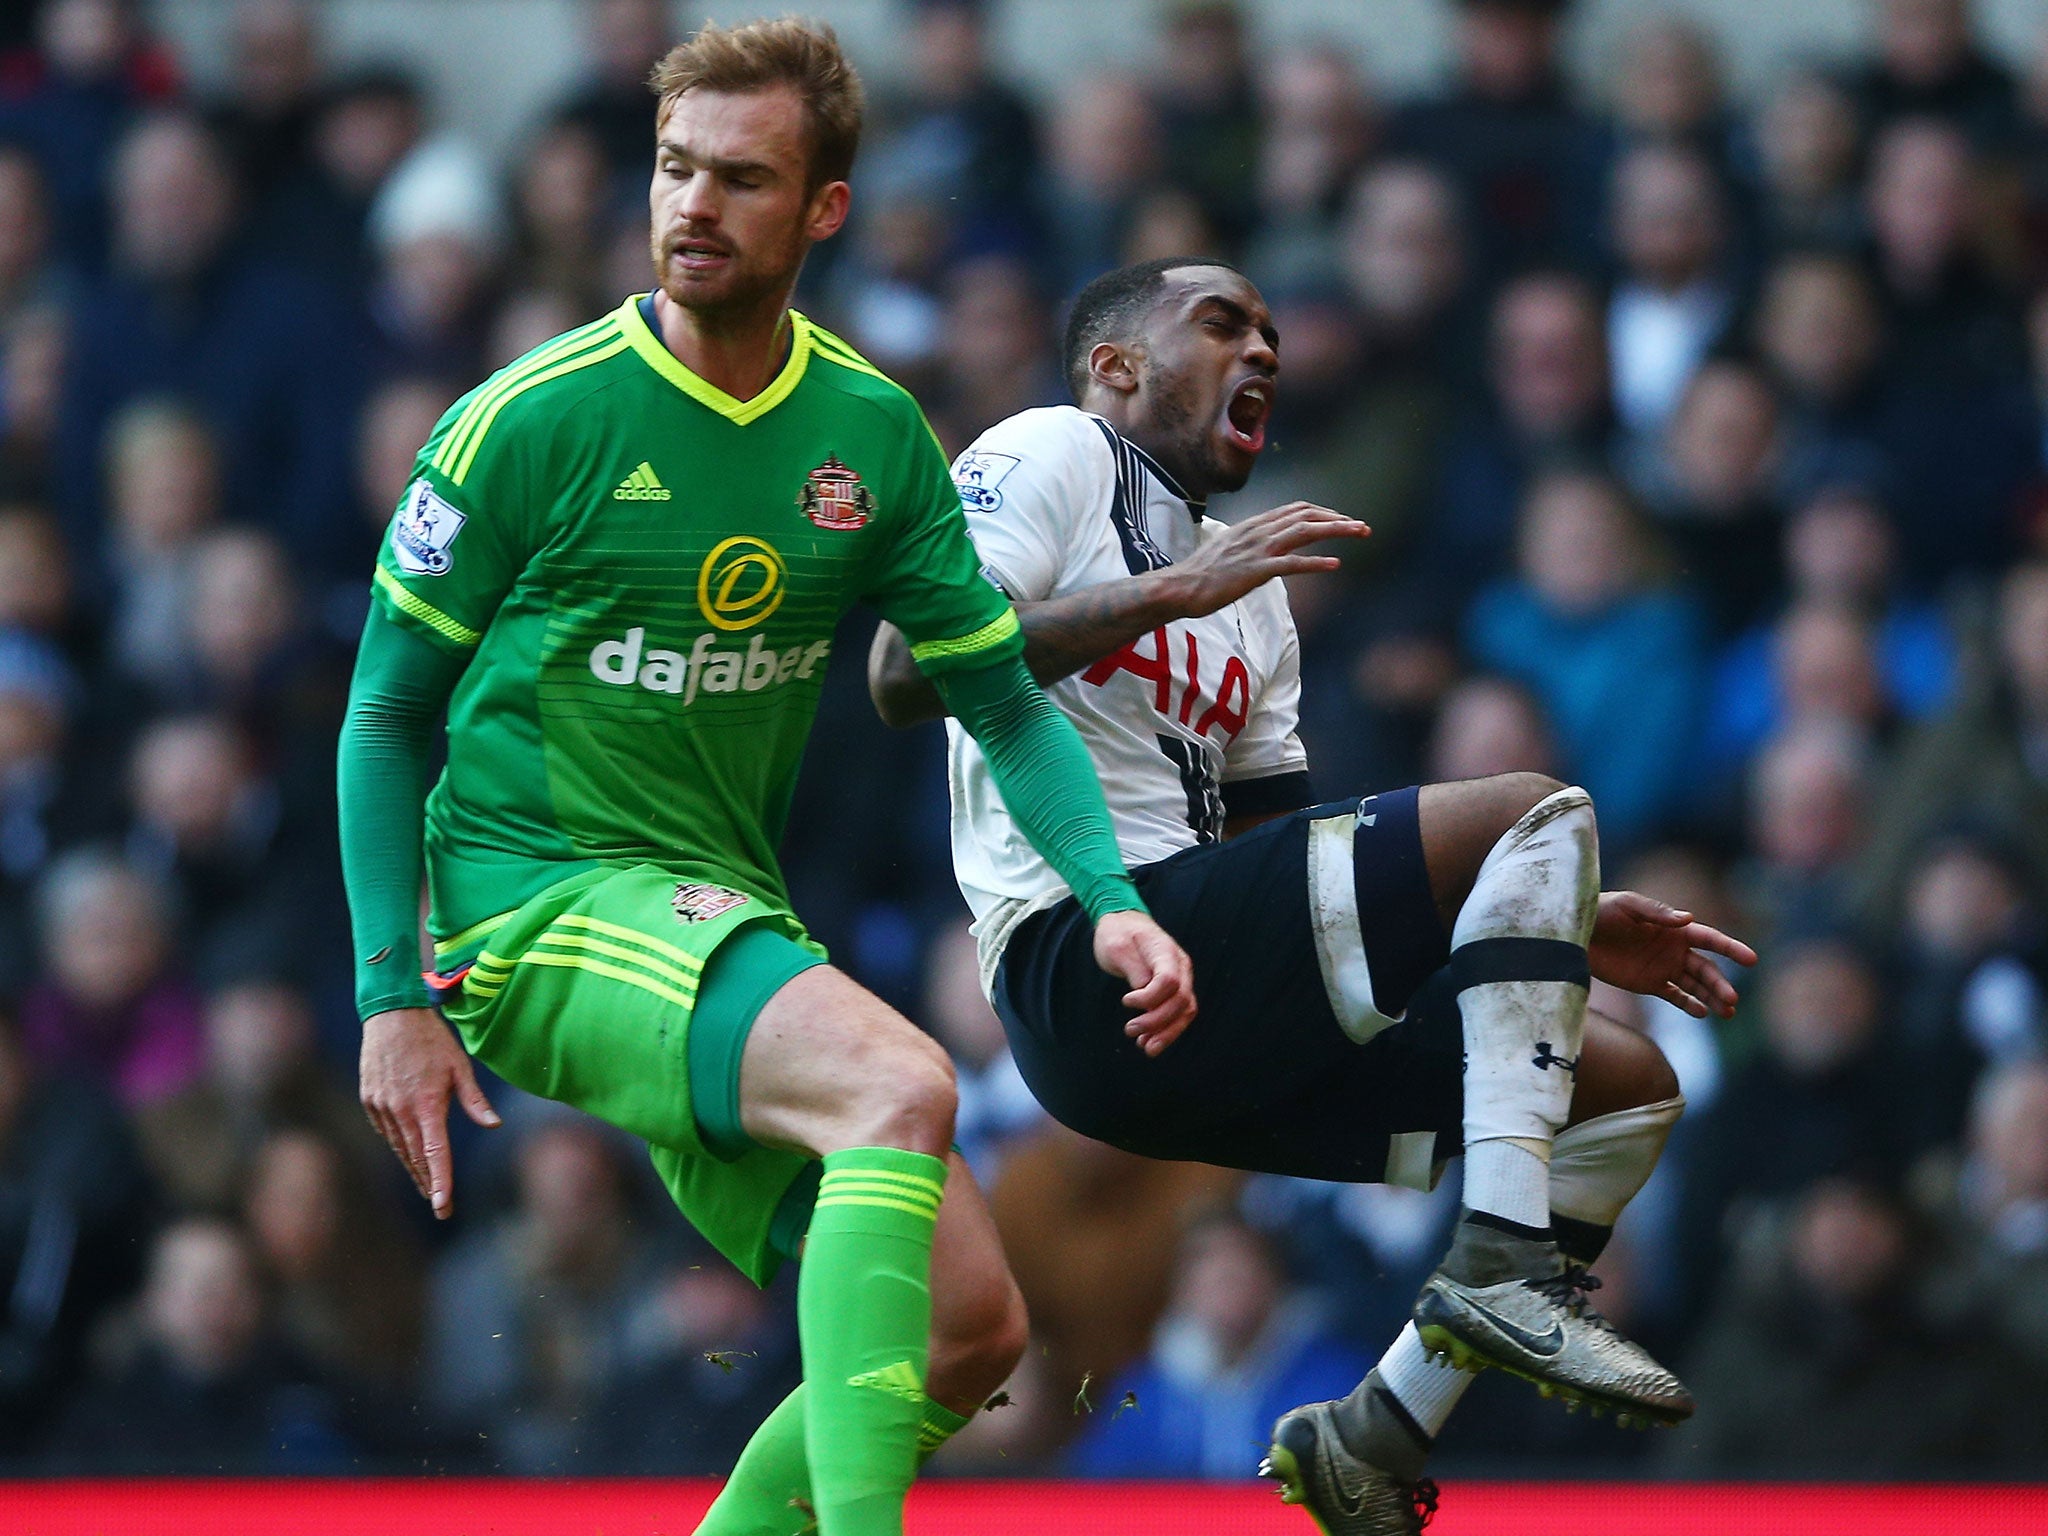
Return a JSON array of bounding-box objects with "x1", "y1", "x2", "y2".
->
[{"x1": 439, "y1": 862, "x2": 827, "y2": 1285}]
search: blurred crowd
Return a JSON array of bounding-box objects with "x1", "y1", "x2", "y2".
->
[{"x1": 3, "y1": 0, "x2": 2048, "y2": 1481}]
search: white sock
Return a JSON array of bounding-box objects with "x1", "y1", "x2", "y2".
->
[
  {"x1": 1463, "y1": 1138, "x2": 1551, "y2": 1230},
  {"x1": 1451, "y1": 787, "x2": 1600, "y2": 1219},
  {"x1": 1377, "y1": 1322, "x2": 1474, "y2": 1437}
]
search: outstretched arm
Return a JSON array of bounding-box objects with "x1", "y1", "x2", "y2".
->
[
  {"x1": 870, "y1": 502, "x2": 1365, "y2": 727},
  {"x1": 339, "y1": 609, "x2": 500, "y2": 1216}
]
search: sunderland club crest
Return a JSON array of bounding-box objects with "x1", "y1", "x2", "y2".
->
[
  {"x1": 673, "y1": 883, "x2": 748, "y2": 924},
  {"x1": 798, "y1": 456, "x2": 874, "y2": 530}
]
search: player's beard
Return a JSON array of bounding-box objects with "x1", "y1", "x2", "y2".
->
[
  {"x1": 1149, "y1": 366, "x2": 1250, "y2": 497},
  {"x1": 650, "y1": 223, "x2": 809, "y2": 327}
]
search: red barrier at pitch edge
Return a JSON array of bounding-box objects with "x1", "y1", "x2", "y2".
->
[{"x1": 9, "y1": 1479, "x2": 2048, "y2": 1534}]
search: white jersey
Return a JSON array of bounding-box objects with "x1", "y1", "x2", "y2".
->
[{"x1": 945, "y1": 406, "x2": 1308, "y2": 983}]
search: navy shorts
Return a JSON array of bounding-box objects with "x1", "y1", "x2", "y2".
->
[{"x1": 992, "y1": 787, "x2": 1467, "y2": 1188}]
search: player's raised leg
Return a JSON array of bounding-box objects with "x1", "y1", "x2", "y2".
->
[
  {"x1": 1265, "y1": 1012, "x2": 1687, "y2": 1535},
  {"x1": 698, "y1": 1148, "x2": 1025, "y2": 1536},
  {"x1": 689, "y1": 965, "x2": 1028, "y2": 1536}
]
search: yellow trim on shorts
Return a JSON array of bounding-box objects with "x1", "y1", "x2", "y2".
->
[
  {"x1": 548, "y1": 912, "x2": 708, "y2": 970},
  {"x1": 433, "y1": 909, "x2": 516, "y2": 960},
  {"x1": 492, "y1": 949, "x2": 698, "y2": 1008},
  {"x1": 525, "y1": 930, "x2": 703, "y2": 991}
]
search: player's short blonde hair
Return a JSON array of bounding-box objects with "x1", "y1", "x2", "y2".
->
[{"x1": 649, "y1": 18, "x2": 865, "y2": 190}]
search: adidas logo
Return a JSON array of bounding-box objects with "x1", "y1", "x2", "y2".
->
[
  {"x1": 613, "y1": 461, "x2": 672, "y2": 501},
  {"x1": 846, "y1": 1360, "x2": 924, "y2": 1403}
]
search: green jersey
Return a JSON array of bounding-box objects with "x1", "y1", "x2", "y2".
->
[{"x1": 370, "y1": 295, "x2": 1021, "y2": 960}]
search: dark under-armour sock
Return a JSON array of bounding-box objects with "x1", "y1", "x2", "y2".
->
[
  {"x1": 1439, "y1": 1209, "x2": 1562, "y2": 1288},
  {"x1": 1330, "y1": 1325, "x2": 1472, "y2": 1483}
]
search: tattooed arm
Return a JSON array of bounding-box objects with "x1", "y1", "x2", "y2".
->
[{"x1": 868, "y1": 501, "x2": 1363, "y2": 727}]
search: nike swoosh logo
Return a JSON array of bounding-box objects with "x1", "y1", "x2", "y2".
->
[{"x1": 1460, "y1": 1291, "x2": 1565, "y2": 1357}]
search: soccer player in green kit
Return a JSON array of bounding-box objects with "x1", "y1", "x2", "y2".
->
[{"x1": 338, "y1": 19, "x2": 1196, "y2": 1534}]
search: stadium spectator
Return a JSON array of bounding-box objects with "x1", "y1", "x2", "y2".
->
[
  {"x1": 1749, "y1": 68, "x2": 1867, "y2": 256},
  {"x1": 244, "y1": 1126, "x2": 424, "y2": 1390},
  {"x1": 554, "y1": 0, "x2": 672, "y2": 190},
  {"x1": 1704, "y1": 485, "x2": 1955, "y2": 780},
  {"x1": 134, "y1": 978, "x2": 383, "y2": 1217},
  {"x1": 1671, "y1": 936, "x2": 1918, "y2": 1326},
  {"x1": 1252, "y1": 160, "x2": 1469, "y2": 566},
  {"x1": 1043, "y1": 73, "x2": 1166, "y2": 296},
  {"x1": 865, "y1": 0, "x2": 1043, "y2": 259},
  {"x1": 508, "y1": 115, "x2": 614, "y2": 320},
  {"x1": 1605, "y1": 142, "x2": 1739, "y2": 442},
  {"x1": 1390, "y1": 0, "x2": 1602, "y2": 280},
  {"x1": 1151, "y1": 0, "x2": 1260, "y2": 248},
  {"x1": 1252, "y1": 44, "x2": 1379, "y2": 241},
  {"x1": 1889, "y1": 830, "x2": 2046, "y2": 1145},
  {"x1": 1425, "y1": 674, "x2": 1559, "y2": 784},
  {"x1": 1465, "y1": 468, "x2": 1705, "y2": 853},
  {"x1": 1426, "y1": 269, "x2": 1614, "y2": 595},
  {"x1": 1672, "y1": 1175, "x2": 2040, "y2": 1475},
  {"x1": 353, "y1": 374, "x2": 459, "y2": 556},
  {"x1": 1922, "y1": 1060, "x2": 2048, "y2": 1373},
  {"x1": 0, "y1": 0, "x2": 181, "y2": 271},
  {"x1": 1068, "y1": 1211, "x2": 1369, "y2": 1475},
  {"x1": 56, "y1": 110, "x2": 360, "y2": 578},
  {"x1": 21, "y1": 847, "x2": 201, "y2": 1108},
  {"x1": 206, "y1": 0, "x2": 324, "y2": 210},
  {"x1": 0, "y1": 504, "x2": 73, "y2": 646},
  {"x1": 0, "y1": 1000, "x2": 151, "y2": 1458},
  {"x1": 0, "y1": 633, "x2": 81, "y2": 992},
  {"x1": 0, "y1": 302, "x2": 65, "y2": 500},
  {"x1": 1633, "y1": 359, "x2": 1786, "y2": 636},
  {"x1": 1754, "y1": 251, "x2": 1895, "y2": 509},
  {"x1": 926, "y1": 254, "x2": 1062, "y2": 451},
  {"x1": 1607, "y1": 17, "x2": 1734, "y2": 166},
  {"x1": 102, "y1": 399, "x2": 219, "y2": 695},
  {"x1": 1863, "y1": 559, "x2": 2048, "y2": 908},
  {"x1": 1738, "y1": 716, "x2": 1876, "y2": 937},
  {"x1": 425, "y1": 1117, "x2": 666, "y2": 1472},
  {"x1": 1849, "y1": 0, "x2": 2019, "y2": 148},
  {"x1": 251, "y1": 64, "x2": 424, "y2": 290},
  {"x1": 362, "y1": 138, "x2": 506, "y2": 387},
  {"x1": 0, "y1": 146, "x2": 69, "y2": 335}
]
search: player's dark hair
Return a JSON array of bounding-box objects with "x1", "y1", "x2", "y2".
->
[
  {"x1": 649, "y1": 18, "x2": 865, "y2": 191},
  {"x1": 1061, "y1": 256, "x2": 1246, "y2": 401}
]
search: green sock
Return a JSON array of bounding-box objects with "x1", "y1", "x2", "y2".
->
[
  {"x1": 799, "y1": 1148, "x2": 948, "y2": 1536},
  {"x1": 694, "y1": 1388, "x2": 976, "y2": 1536}
]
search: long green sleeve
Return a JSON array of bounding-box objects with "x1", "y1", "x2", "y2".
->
[
  {"x1": 932, "y1": 652, "x2": 1144, "y2": 922},
  {"x1": 338, "y1": 605, "x2": 468, "y2": 1020}
]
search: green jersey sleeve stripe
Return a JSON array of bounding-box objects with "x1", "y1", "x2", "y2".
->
[
  {"x1": 449, "y1": 335, "x2": 632, "y2": 485},
  {"x1": 432, "y1": 318, "x2": 620, "y2": 477},
  {"x1": 431, "y1": 319, "x2": 615, "y2": 477},
  {"x1": 374, "y1": 566, "x2": 482, "y2": 647},
  {"x1": 909, "y1": 608, "x2": 1022, "y2": 665},
  {"x1": 804, "y1": 328, "x2": 953, "y2": 458}
]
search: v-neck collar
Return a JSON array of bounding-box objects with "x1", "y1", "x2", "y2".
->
[
  {"x1": 620, "y1": 293, "x2": 813, "y2": 425},
  {"x1": 1101, "y1": 418, "x2": 1206, "y2": 519}
]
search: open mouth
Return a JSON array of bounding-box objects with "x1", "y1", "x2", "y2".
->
[
  {"x1": 1223, "y1": 377, "x2": 1273, "y2": 453},
  {"x1": 668, "y1": 237, "x2": 733, "y2": 272}
]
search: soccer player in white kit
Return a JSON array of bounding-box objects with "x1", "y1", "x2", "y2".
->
[{"x1": 871, "y1": 258, "x2": 1755, "y2": 1534}]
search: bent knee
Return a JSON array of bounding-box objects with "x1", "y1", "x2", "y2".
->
[{"x1": 1572, "y1": 1011, "x2": 1680, "y2": 1123}]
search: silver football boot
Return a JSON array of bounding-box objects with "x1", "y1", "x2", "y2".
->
[
  {"x1": 1260, "y1": 1402, "x2": 1439, "y2": 1536},
  {"x1": 1412, "y1": 1260, "x2": 1694, "y2": 1426}
]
